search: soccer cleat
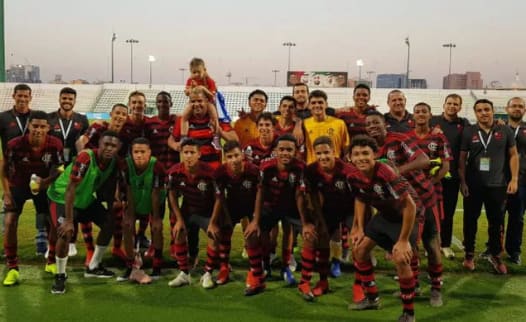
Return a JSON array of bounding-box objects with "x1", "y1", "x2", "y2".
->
[
  {"x1": 509, "y1": 254, "x2": 522, "y2": 265},
  {"x1": 398, "y1": 312, "x2": 416, "y2": 322},
  {"x1": 84, "y1": 265, "x2": 115, "y2": 278},
  {"x1": 68, "y1": 243, "x2": 78, "y2": 257},
  {"x1": 136, "y1": 235, "x2": 151, "y2": 249},
  {"x1": 143, "y1": 245, "x2": 155, "y2": 259},
  {"x1": 84, "y1": 250, "x2": 94, "y2": 267},
  {"x1": 3, "y1": 269, "x2": 20, "y2": 286},
  {"x1": 244, "y1": 271, "x2": 265, "y2": 296},
  {"x1": 352, "y1": 284, "x2": 366, "y2": 303},
  {"x1": 282, "y1": 267, "x2": 297, "y2": 286},
  {"x1": 479, "y1": 248, "x2": 491, "y2": 259},
  {"x1": 36, "y1": 241, "x2": 47, "y2": 256},
  {"x1": 430, "y1": 289, "x2": 443, "y2": 307},
  {"x1": 216, "y1": 266, "x2": 230, "y2": 285},
  {"x1": 116, "y1": 268, "x2": 132, "y2": 282},
  {"x1": 349, "y1": 297, "x2": 381, "y2": 310},
  {"x1": 51, "y1": 274, "x2": 67, "y2": 294},
  {"x1": 112, "y1": 247, "x2": 127, "y2": 262},
  {"x1": 298, "y1": 282, "x2": 315, "y2": 301},
  {"x1": 289, "y1": 255, "x2": 298, "y2": 272},
  {"x1": 463, "y1": 256, "x2": 475, "y2": 271},
  {"x1": 151, "y1": 268, "x2": 162, "y2": 280},
  {"x1": 488, "y1": 256, "x2": 508, "y2": 275},
  {"x1": 168, "y1": 271, "x2": 192, "y2": 287},
  {"x1": 45, "y1": 263, "x2": 58, "y2": 275},
  {"x1": 312, "y1": 280, "x2": 329, "y2": 297},
  {"x1": 330, "y1": 259, "x2": 342, "y2": 278},
  {"x1": 200, "y1": 272, "x2": 215, "y2": 289},
  {"x1": 263, "y1": 262, "x2": 272, "y2": 280},
  {"x1": 441, "y1": 247, "x2": 455, "y2": 259}
]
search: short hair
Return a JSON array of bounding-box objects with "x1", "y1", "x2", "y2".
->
[
  {"x1": 350, "y1": 134, "x2": 378, "y2": 153},
  {"x1": 28, "y1": 110, "x2": 48, "y2": 123},
  {"x1": 14, "y1": 83, "x2": 31, "y2": 94},
  {"x1": 309, "y1": 90, "x2": 328, "y2": 102},
  {"x1": 292, "y1": 82, "x2": 309, "y2": 94},
  {"x1": 279, "y1": 95, "x2": 297, "y2": 108},
  {"x1": 190, "y1": 57, "x2": 206, "y2": 69},
  {"x1": 414, "y1": 102, "x2": 431, "y2": 113},
  {"x1": 157, "y1": 91, "x2": 172, "y2": 100},
  {"x1": 473, "y1": 98, "x2": 494, "y2": 111},
  {"x1": 100, "y1": 130, "x2": 121, "y2": 141},
  {"x1": 365, "y1": 109, "x2": 385, "y2": 119},
  {"x1": 248, "y1": 89, "x2": 268, "y2": 102},
  {"x1": 276, "y1": 133, "x2": 297, "y2": 147},
  {"x1": 313, "y1": 136, "x2": 334, "y2": 149},
  {"x1": 59, "y1": 87, "x2": 77, "y2": 97},
  {"x1": 181, "y1": 138, "x2": 200, "y2": 149},
  {"x1": 507, "y1": 96, "x2": 525, "y2": 107},
  {"x1": 189, "y1": 86, "x2": 207, "y2": 97},
  {"x1": 128, "y1": 91, "x2": 146, "y2": 101},
  {"x1": 131, "y1": 137, "x2": 150, "y2": 147},
  {"x1": 111, "y1": 103, "x2": 128, "y2": 112},
  {"x1": 444, "y1": 93, "x2": 463, "y2": 106},
  {"x1": 353, "y1": 83, "x2": 371, "y2": 95},
  {"x1": 387, "y1": 89, "x2": 404, "y2": 101},
  {"x1": 223, "y1": 140, "x2": 242, "y2": 153},
  {"x1": 256, "y1": 112, "x2": 276, "y2": 126}
]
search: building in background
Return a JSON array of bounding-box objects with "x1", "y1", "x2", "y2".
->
[
  {"x1": 443, "y1": 71, "x2": 483, "y2": 89},
  {"x1": 410, "y1": 78, "x2": 428, "y2": 89},
  {"x1": 376, "y1": 74, "x2": 407, "y2": 88},
  {"x1": 6, "y1": 64, "x2": 41, "y2": 83}
]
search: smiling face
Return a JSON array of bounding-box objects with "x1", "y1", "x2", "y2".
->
[
  {"x1": 314, "y1": 143, "x2": 336, "y2": 172},
  {"x1": 189, "y1": 92, "x2": 208, "y2": 118},
  {"x1": 279, "y1": 99, "x2": 295, "y2": 120},
  {"x1": 129, "y1": 94, "x2": 146, "y2": 118},
  {"x1": 353, "y1": 88, "x2": 370, "y2": 110},
  {"x1": 309, "y1": 96, "x2": 327, "y2": 118},
  {"x1": 249, "y1": 94, "x2": 267, "y2": 114},
  {"x1": 413, "y1": 104, "x2": 432, "y2": 126},
  {"x1": 276, "y1": 140, "x2": 296, "y2": 167},
  {"x1": 474, "y1": 102, "x2": 494, "y2": 127},
  {"x1": 110, "y1": 105, "x2": 128, "y2": 128},
  {"x1": 59, "y1": 93, "x2": 76, "y2": 112},
  {"x1": 443, "y1": 96, "x2": 462, "y2": 119},
  {"x1": 506, "y1": 98, "x2": 525, "y2": 122},
  {"x1": 257, "y1": 118, "x2": 274, "y2": 141},
  {"x1": 365, "y1": 114, "x2": 386, "y2": 140},
  {"x1": 387, "y1": 91, "x2": 406, "y2": 115},
  {"x1": 13, "y1": 89, "x2": 32, "y2": 112},
  {"x1": 156, "y1": 93, "x2": 172, "y2": 118},
  {"x1": 28, "y1": 118, "x2": 49, "y2": 145},
  {"x1": 351, "y1": 145, "x2": 376, "y2": 174}
]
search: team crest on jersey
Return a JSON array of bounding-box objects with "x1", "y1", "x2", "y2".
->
[
  {"x1": 197, "y1": 180, "x2": 208, "y2": 192},
  {"x1": 334, "y1": 180, "x2": 346, "y2": 191},
  {"x1": 42, "y1": 153, "x2": 52, "y2": 167},
  {"x1": 427, "y1": 141, "x2": 438, "y2": 152},
  {"x1": 242, "y1": 180, "x2": 252, "y2": 190},
  {"x1": 373, "y1": 184, "x2": 384, "y2": 198},
  {"x1": 494, "y1": 132, "x2": 503, "y2": 140},
  {"x1": 471, "y1": 135, "x2": 480, "y2": 143},
  {"x1": 289, "y1": 173, "x2": 296, "y2": 185},
  {"x1": 326, "y1": 128, "x2": 334, "y2": 136},
  {"x1": 386, "y1": 149, "x2": 396, "y2": 161}
]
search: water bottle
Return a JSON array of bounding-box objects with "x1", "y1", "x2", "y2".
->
[{"x1": 29, "y1": 174, "x2": 40, "y2": 195}]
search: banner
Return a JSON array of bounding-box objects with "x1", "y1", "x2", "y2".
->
[{"x1": 287, "y1": 71, "x2": 348, "y2": 88}]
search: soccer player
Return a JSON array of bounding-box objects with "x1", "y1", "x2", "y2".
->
[
  {"x1": 504, "y1": 97, "x2": 526, "y2": 265},
  {"x1": 203, "y1": 140, "x2": 260, "y2": 288},
  {"x1": 243, "y1": 112, "x2": 276, "y2": 166},
  {"x1": 303, "y1": 90, "x2": 350, "y2": 165},
  {"x1": 384, "y1": 90, "x2": 415, "y2": 133},
  {"x1": 348, "y1": 135, "x2": 421, "y2": 322},
  {"x1": 48, "y1": 87, "x2": 89, "y2": 257},
  {"x1": 299, "y1": 136, "x2": 362, "y2": 300},
  {"x1": 335, "y1": 83, "x2": 375, "y2": 139},
  {"x1": 234, "y1": 89, "x2": 268, "y2": 147},
  {"x1": 429, "y1": 94, "x2": 470, "y2": 258},
  {"x1": 167, "y1": 139, "x2": 219, "y2": 287},
  {"x1": 459, "y1": 99, "x2": 518, "y2": 274},
  {"x1": 48, "y1": 131, "x2": 121, "y2": 293},
  {"x1": 244, "y1": 134, "x2": 308, "y2": 295},
  {"x1": 292, "y1": 83, "x2": 336, "y2": 120},
  {"x1": 2, "y1": 111, "x2": 64, "y2": 286},
  {"x1": 118, "y1": 138, "x2": 165, "y2": 283},
  {"x1": 0, "y1": 84, "x2": 48, "y2": 256}
]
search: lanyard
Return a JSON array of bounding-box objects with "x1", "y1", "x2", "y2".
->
[
  {"x1": 478, "y1": 130, "x2": 492, "y2": 152},
  {"x1": 514, "y1": 126, "x2": 520, "y2": 139},
  {"x1": 15, "y1": 116, "x2": 28, "y2": 134},
  {"x1": 58, "y1": 118, "x2": 73, "y2": 142}
]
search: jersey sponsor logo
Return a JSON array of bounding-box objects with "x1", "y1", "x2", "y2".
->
[
  {"x1": 334, "y1": 180, "x2": 346, "y2": 190},
  {"x1": 427, "y1": 141, "x2": 438, "y2": 152},
  {"x1": 373, "y1": 184, "x2": 384, "y2": 199},
  {"x1": 242, "y1": 180, "x2": 253, "y2": 190},
  {"x1": 197, "y1": 180, "x2": 208, "y2": 192},
  {"x1": 271, "y1": 176, "x2": 279, "y2": 183},
  {"x1": 152, "y1": 129, "x2": 159, "y2": 135},
  {"x1": 74, "y1": 122, "x2": 81, "y2": 129},
  {"x1": 289, "y1": 173, "x2": 296, "y2": 185}
]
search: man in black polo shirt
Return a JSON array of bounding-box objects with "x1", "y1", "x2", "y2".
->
[
  {"x1": 504, "y1": 97, "x2": 526, "y2": 265},
  {"x1": 459, "y1": 99, "x2": 518, "y2": 274},
  {"x1": 291, "y1": 83, "x2": 336, "y2": 120},
  {"x1": 430, "y1": 93, "x2": 470, "y2": 259},
  {"x1": 48, "y1": 87, "x2": 90, "y2": 257},
  {"x1": 384, "y1": 90, "x2": 415, "y2": 133},
  {"x1": 0, "y1": 84, "x2": 48, "y2": 256}
]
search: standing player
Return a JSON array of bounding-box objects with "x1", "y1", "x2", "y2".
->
[
  {"x1": 384, "y1": 90, "x2": 415, "y2": 133},
  {"x1": 48, "y1": 87, "x2": 90, "y2": 257},
  {"x1": 243, "y1": 112, "x2": 276, "y2": 166},
  {"x1": 2, "y1": 111, "x2": 64, "y2": 286},
  {"x1": 234, "y1": 89, "x2": 268, "y2": 147},
  {"x1": 167, "y1": 139, "x2": 219, "y2": 287},
  {"x1": 349, "y1": 135, "x2": 420, "y2": 322},
  {"x1": 47, "y1": 131, "x2": 121, "y2": 293}
]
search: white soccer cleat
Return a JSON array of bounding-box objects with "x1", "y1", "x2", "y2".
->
[
  {"x1": 200, "y1": 272, "x2": 215, "y2": 289},
  {"x1": 168, "y1": 271, "x2": 191, "y2": 287},
  {"x1": 68, "y1": 243, "x2": 78, "y2": 257}
]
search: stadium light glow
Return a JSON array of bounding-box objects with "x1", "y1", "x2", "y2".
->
[
  {"x1": 148, "y1": 55, "x2": 156, "y2": 88},
  {"x1": 282, "y1": 42, "x2": 296, "y2": 72},
  {"x1": 356, "y1": 59, "x2": 364, "y2": 81}
]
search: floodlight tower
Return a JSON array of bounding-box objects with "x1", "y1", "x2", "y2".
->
[{"x1": 0, "y1": 0, "x2": 5, "y2": 82}]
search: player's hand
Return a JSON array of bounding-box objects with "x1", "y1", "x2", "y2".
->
[
  {"x1": 350, "y1": 228, "x2": 365, "y2": 247},
  {"x1": 292, "y1": 125, "x2": 304, "y2": 146},
  {"x1": 244, "y1": 220, "x2": 260, "y2": 238},
  {"x1": 173, "y1": 220, "x2": 186, "y2": 240},
  {"x1": 3, "y1": 191, "x2": 13, "y2": 209},
  {"x1": 58, "y1": 219, "x2": 74, "y2": 239},
  {"x1": 430, "y1": 126, "x2": 444, "y2": 135},
  {"x1": 207, "y1": 222, "x2": 220, "y2": 241},
  {"x1": 507, "y1": 180, "x2": 518, "y2": 194},
  {"x1": 460, "y1": 182, "x2": 469, "y2": 197},
  {"x1": 302, "y1": 223, "x2": 317, "y2": 241},
  {"x1": 237, "y1": 109, "x2": 248, "y2": 119},
  {"x1": 393, "y1": 240, "x2": 413, "y2": 264}
]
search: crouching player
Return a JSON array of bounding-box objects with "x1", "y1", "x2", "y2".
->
[
  {"x1": 47, "y1": 131, "x2": 121, "y2": 294},
  {"x1": 349, "y1": 135, "x2": 421, "y2": 322},
  {"x1": 201, "y1": 140, "x2": 260, "y2": 289},
  {"x1": 298, "y1": 136, "x2": 363, "y2": 300},
  {"x1": 167, "y1": 139, "x2": 218, "y2": 287},
  {"x1": 244, "y1": 134, "x2": 309, "y2": 295},
  {"x1": 117, "y1": 138, "x2": 166, "y2": 284}
]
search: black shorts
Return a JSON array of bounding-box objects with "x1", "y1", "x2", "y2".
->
[
  {"x1": 227, "y1": 207, "x2": 253, "y2": 225},
  {"x1": 421, "y1": 206, "x2": 439, "y2": 242},
  {"x1": 49, "y1": 200, "x2": 109, "y2": 228},
  {"x1": 365, "y1": 214, "x2": 418, "y2": 252},
  {"x1": 184, "y1": 213, "x2": 211, "y2": 232},
  {"x1": 6, "y1": 186, "x2": 48, "y2": 216},
  {"x1": 260, "y1": 208, "x2": 302, "y2": 233},
  {"x1": 321, "y1": 212, "x2": 350, "y2": 237}
]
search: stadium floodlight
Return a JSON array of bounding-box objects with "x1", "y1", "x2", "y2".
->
[
  {"x1": 126, "y1": 39, "x2": 139, "y2": 84},
  {"x1": 148, "y1": 55, "x2": 156, "y2": 88},
  {"x1": 179, "y1": 68, "x2": 187, "y2": 85},
  {"x1": 272, "y1": 69, "x2": 279, "y2": 87},
  {"x1": 111, "y1": 33, "x2": 117, "y2": 83},
  {"x1": 442, "y1": 43, "x2": 456, "y2": 77},
  {"x1": 282, "y1": 42, "x2": 296, "y2": 72},
  {"x1": 356, "y1": 59, "x2": 364, "y2": 81},
  {"x1": 405, "y1": 37, "x2": 410, "y2": 88}
]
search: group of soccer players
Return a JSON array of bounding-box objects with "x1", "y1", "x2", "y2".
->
[{"x1": 1, "y1": 82, "x2": 525, "y2": 322}]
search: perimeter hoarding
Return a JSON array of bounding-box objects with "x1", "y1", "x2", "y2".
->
[{"x1": 287, "y1": 71, "x2": 348, "y2": 88}]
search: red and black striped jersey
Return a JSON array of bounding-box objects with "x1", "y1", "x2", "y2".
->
[
  {"x1": 274, "y1": 120, "x2": 295, "y2": 137},
  {"x1": 167, "y1": 161, "x2": 218, "y2": 216},
  {"x1": 243, "y1": 138, "x2": 275, "y2": 167},
  {"x1": 5, "y1": 134, "x2": 64, "y2": 188},
  {"x1": 259, "y1": 158, "x2": 306, "y2": 215},
  {"x1": 348, "y1": 162, "x2": 424, "y2": 222},
  {"x1": 84, "y1": 121, "x2": 109, "y2": 150},
  {"x1": 145, "y1": 115, "x2": 179, "y2": 169},
  {"x1": 336, "y1": 107, "x2": 374, "y2": 139},
  {"x1": 120, "y1": 116, "x2": 147, "y2": 157},
  {"x1": 377, "y1": 132, "x2": 436, "y2": 209},
  {"x1": 215, "y1": 161, "x2": 260, "y2": 215}
]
